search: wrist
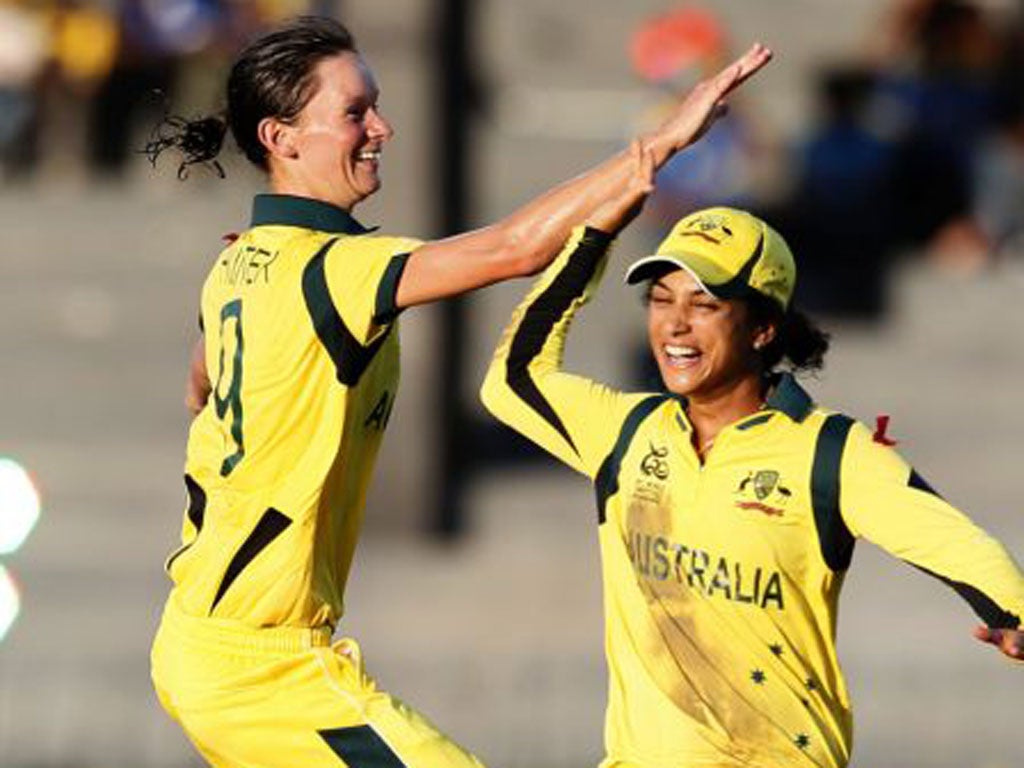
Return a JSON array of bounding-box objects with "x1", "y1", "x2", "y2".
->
[
  {"x1": 580, "y1": 226, "x2": 616, "y2": 248},
  {"x1": 640, "y1": 129, "x2": 680, "y2": 166}
]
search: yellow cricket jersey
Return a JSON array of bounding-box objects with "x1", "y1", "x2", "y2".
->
[
  {"x1": 481, "y1": 227, "x2": 1024, "y2": 768},
  {"x1": 166, "y1": 194, "x2": 421, "y2": 630}
]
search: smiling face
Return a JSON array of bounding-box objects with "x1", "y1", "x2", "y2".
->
[
  {"x1": 646, "y1": 268, "x2": 773, "y2": 401},
  {"x1": 265, "y1": 52, "x2": 392, "y2": 210}
]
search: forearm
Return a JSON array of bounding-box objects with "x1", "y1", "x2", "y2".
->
[
  {"x1": 396, "y1": 132, "x2": 672, "y2": 308},
  {"x1": 396, "y1": 42, "x2": 771, "y2": 309},
  {"x1": 491, "y1": 130, "x2": 676, "y2": 271},
  {"x1": 481, "y1": 227, "x2": 620, "y2": 475},
  {"x1": 843, "y1": 430, "x2": 1024, "y2": 627}
]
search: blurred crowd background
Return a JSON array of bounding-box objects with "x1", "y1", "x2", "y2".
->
[
  {"x1": 0, "y1": 1, "x2": 1022, "y2": 767},
  {"x1": 3, "y1": 0, "x2": 1023, "y2": 315}
]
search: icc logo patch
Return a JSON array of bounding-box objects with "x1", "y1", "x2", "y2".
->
[
  {"x1": 631, "y1": 442, "x2": 670, "y2": 505},
  {"x1": 640, "y1": 443, "x2": 670, "y2": 480},
  {"x1": 735, "y1": 469, "x2": 791, "y2": 517}
]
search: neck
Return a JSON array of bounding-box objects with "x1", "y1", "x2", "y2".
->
[
  {"x1": 686, "y1": 374, "x2": 766, "y2": 456},
  {"x1": 269, "y1": 168, "x2": 357, "y2": 212}
]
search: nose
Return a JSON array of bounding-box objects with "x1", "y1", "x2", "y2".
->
[
  {"x1": 662, "y1": 304, "x2": 692, "y2": 336},
  {"x1": 367, "y1": 107, "x2": 393, "y2": 142}
]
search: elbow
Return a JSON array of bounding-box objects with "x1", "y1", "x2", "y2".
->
[
  {"x1": 185, "y1": 394, "x2": 204, "y2": 417},
  {"x1": 479, "y1": 365, "x2": 502, "y2": 417},
  {"x1": 185, "y1": 381, "x2": 211, "y2": 416},
  {"x1": 480, "y1": 360, "x2": 517, "y2": 423}
]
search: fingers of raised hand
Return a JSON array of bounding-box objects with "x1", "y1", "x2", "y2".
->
[
  {"x1": 1002, "y1": 630, "x2": 1024, "y2": 660},
  {"x1": 712, "y1": 42, "x2": 773, "y2": 97},
  {"x1": 974, "y1": 626, "x2": 1024, "y2": 660}
]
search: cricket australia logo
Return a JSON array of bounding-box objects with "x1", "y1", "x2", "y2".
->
[
  {"x1": 735, "y1": 469, "x2": 792, "y2": 517},
  {"x1": 681, "y1": 213, "x2": 735, "y2": 243}
]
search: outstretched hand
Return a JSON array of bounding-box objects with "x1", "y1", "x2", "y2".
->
[
  {"x1": 657, "y1": 42, "x2": 773, "y2": 152},
  {"x1": 588, "y1": 139, "x2": 655, "y2": 234},
  {"x1": 973, "y1": 625, "x2": 1024, "y2": 661}
]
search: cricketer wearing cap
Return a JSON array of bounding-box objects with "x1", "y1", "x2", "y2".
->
[{"x1": 481, "y1": 207, "x2": 1024, "y2": 768}]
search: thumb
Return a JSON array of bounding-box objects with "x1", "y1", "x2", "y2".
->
[{"x1": 972, "y1": 625, "x2": 1000, "y2": 645}]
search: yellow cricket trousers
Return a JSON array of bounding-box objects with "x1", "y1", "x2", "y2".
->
[{"x1": 151, "y1": 595, "x2": 486, "y2": 768}]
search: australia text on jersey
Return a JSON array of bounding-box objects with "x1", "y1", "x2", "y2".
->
[{"x1": 627, "y1": 529, "x2": 785, "y2": 610}]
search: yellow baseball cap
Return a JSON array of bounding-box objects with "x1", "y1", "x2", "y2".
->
[{"x1": 624, "y1": 207, "x2": 796, "y2": 309}]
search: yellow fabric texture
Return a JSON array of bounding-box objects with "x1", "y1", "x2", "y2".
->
[
  {"x1": 168, "y1": 221, "x2": 418, "y2": 629},
  {"x1": 153, "y1": 197, "x2": 484, "y2": 765},
  {"x1": 152, "y1": 595, "x2": 484, "y2": 767},
  {"x1": 482, "y1": 226, "x2": 1024, "y2": 768}
]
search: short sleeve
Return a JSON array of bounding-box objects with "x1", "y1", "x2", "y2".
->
[{"x1": 322, "y1": 235, "x2": 423, "y2": 344}]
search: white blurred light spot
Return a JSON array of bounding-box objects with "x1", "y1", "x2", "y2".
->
[
  {"x1": 0, "y1": 458, "x2": 41, "y2": 555},
  {"x1": 0, "y1": 565, "x2": 19, "y2": 643},
  {"x1": 58, "y1": 285, "x2": 117, "y2": 340}
]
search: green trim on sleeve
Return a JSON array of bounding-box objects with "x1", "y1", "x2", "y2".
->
[
  {"x1": 810, "y1": 414, "x2": 856, "y2": 571},
  {"x1": 319, "y1": 725, "x2": 408, "y2": 767},
  {"x1": 910, "y1": 563, "x2": 1020, "y2": 628},
  {"x1": 373, "y1": 252, "x2": 412, "y2": 326},
  {"x1": 505, "y1": 228, "x2": 612, "y2": 459},
  {"x1": 907, "y1": 468, "x2": 942, "y2": 498}
]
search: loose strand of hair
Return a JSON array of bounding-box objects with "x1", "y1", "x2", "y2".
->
[{"x1": 144, "y1": 112, "x2": 229, "y2": 180}]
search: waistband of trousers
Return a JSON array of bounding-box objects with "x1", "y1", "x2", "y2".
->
[{"x1": 161, "y1": 594, "x2": 334, "y2": 654}]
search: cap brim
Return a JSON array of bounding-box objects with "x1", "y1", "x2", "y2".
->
[{"x1": 624, "y1": 254, "x2": 722, "y2": 298}]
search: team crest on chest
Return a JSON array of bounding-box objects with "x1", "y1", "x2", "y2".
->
[{"x1": 735, "y1": 469, "x2": 792, "y2": 517}]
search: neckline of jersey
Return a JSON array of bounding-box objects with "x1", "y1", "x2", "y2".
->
[
  {"x1": 671, "y1": 372, "x2": 814, "y2": 435},
  {"x1": 250, "y1": 194, "x2": 377, "y2": 235}
]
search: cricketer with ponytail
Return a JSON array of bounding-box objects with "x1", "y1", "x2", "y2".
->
[{"x1": 147, "y1": 16, "x2": 772, "y2": 767}]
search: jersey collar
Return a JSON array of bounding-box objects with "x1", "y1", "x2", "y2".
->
[
  {"x1": 670, "y1": 372, "x2": 813, "y2": 434},
  {"x1": 250, "y1": 194, "x2": 376, "y2": 234},
  {"x1": 764, "y1": 372, "x2": 813, "y2": 422}
]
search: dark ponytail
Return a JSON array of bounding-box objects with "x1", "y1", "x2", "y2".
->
[
  {"x1": 145, "y1": 113, "x2": 228, "y2": 179},
  {"x1": 145, "y1": 16, "x2": 357, "y2": 178},
  {"x1": 747, "y1": 294, "x2": 830, "y2": 374}
]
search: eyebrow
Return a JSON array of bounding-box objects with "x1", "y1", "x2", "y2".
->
[{"x1": 651, "y1": 279, "x2": 711, "y2": 300}]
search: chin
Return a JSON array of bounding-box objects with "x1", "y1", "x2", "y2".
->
[
  {"x1": 660, "y1": 373, "x2": 695, "y2": 398},
  {"x1": 354, "y1": 182, "x2": 381, "y2": 205}
]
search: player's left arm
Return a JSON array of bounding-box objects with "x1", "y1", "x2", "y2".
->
[
  {"x1": 838, "y1": 422, "x2": 1024, "y2": 661},
  {"x1": 185, "y1": 335, "x2": 211, "y2": 416},
  {"x1": 393, "y1": 44, "x2": 772, "y2": 310}
]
